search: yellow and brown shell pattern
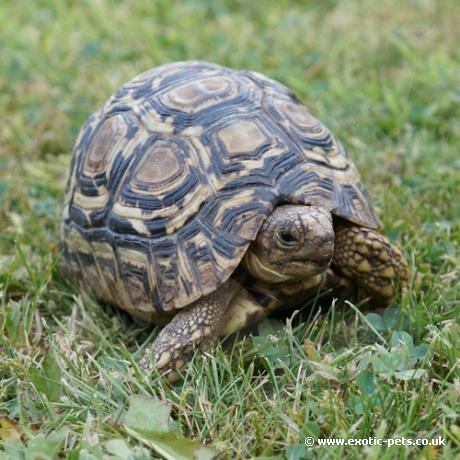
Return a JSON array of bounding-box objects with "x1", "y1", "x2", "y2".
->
[{"x1": 60, "y1": 61, "x2": 380, "y2": 321}]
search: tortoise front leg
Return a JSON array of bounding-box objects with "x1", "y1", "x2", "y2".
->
[
  {"x1": 142, "y1": 278, "x2": 240, "y2": 382},
  {"x1": 333, "y1": 223, "x2": 409, "y2": 304}
]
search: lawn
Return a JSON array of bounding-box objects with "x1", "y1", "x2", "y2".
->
[{"x1": 0, "y1": 0, "x2": 459, "y2": 458}]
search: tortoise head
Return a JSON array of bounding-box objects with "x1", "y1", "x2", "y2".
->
[{"x1": 242, "y1": 205, "x2": 334, "y2": 283}]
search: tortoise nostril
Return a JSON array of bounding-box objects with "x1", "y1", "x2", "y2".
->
[{"x1": 321, "y1": 233, "x2": 334, "y2": 244}]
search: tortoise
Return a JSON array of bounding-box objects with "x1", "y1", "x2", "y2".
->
[{"x1": 60, "y1": 61, "x2": 408, "y2": 381}]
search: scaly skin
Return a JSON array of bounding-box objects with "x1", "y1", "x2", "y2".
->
[
  {"x1": 333, "y1": 222, "x2": 409, "y2": 303},
  {"x1": 141, "y1": 278, "x2": 240, "y2": 381}
]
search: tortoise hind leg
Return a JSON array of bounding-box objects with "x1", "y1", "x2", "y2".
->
[
  {"x1": 333, "y1": 223, "x2": 409, "y2": 304},
  {"x1": 144, "y1": 278, "x2": 240, "y2": 382}
]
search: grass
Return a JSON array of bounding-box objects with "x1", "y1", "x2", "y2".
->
[{"x1": 0, "y1": 0, "x2": 459, "y2": 458}]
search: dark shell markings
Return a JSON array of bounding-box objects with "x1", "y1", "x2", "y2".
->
[{"x1": 61, "y1": 61, "x2": 380, "y2": 320}]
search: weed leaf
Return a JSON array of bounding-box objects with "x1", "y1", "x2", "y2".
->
[{"x1": 123, "y1": 396, "x2": 217, "y2": 460}]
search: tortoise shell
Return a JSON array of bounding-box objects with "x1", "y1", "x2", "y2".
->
[{"x1": 60, "y1": 61, "x2": 380, "y2": 320}]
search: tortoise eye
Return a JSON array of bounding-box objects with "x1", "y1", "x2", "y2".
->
[{"x1": 276, "y1": 230, "x2": 299, "y2": 246}]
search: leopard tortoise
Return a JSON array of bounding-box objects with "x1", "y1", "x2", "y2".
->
[{"x1": 61, "y1": 61, "x2": 408, "y2": 381}]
